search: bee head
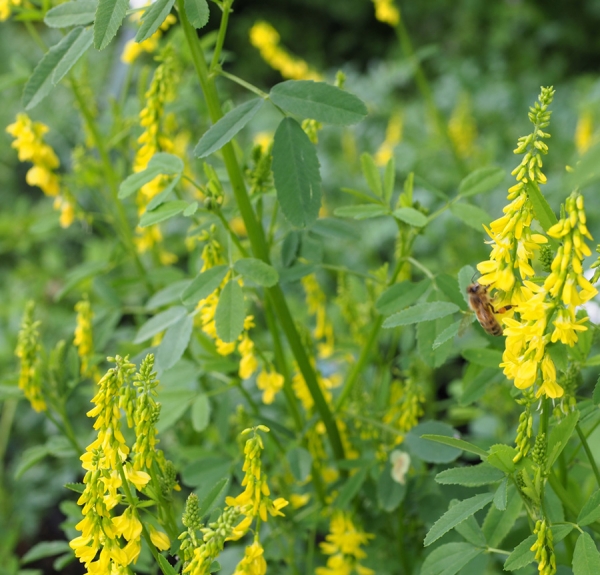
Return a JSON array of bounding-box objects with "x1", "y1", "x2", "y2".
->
[{"x1": 466, "y1": 283, "x2": 482, "y2": 295}]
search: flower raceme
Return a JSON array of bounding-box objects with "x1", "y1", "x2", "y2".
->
[{"x1": 499, "y1": 193, "x2": 596, "y2": 399}]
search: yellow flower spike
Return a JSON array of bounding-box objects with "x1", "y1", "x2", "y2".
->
[{"x1": 372, "y1": 0, "x2": 400, "y2": 27}]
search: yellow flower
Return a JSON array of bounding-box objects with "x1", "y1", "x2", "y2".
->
[
  {"x1": 302, "y1": 274, "x2": 335, "y2": 359},
  {"x1": 374, "y1": 112, "x2": 403, "y2": 166},
  {"x1": 74, "y1": 295, "x2": 96, "y2": 379},
  {"x1": 575, "y1": 109, "x2": 593, "y2": 154},
  {"x1": 15, "y1": 301, "x2": 45, "y2": 412},
  {"x1": 256, "y1": 368, "x2": 284, "y2": 404},
  {"x1": 372, "y1": 0, "x2": 399, "y2": 27},
  {"x1": 448, "y1": 93, "x2": 477, "y2": 159},
  {"x1": 232, "y1": 541, "x2": 267, "y2": 575},
  {"x1": 148, "y1": 525, "x2": 170, "y2": 551},
  {"x1": 249, "y1": 21, "x2": 321, "y2": 80},
  {"x1": 317, "y1": 512, "x2": 374, "y2": 575}
]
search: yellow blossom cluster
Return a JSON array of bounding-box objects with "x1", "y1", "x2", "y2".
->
[
  {"x1": 372, "y1": 0, "x2": 400, "y2": 27},
  {"x1": 225, "y1": 426, "x2": 289, "y2": 523},
  {"x1": 383, "y1": 377, "x2": 425, "y2": 445},
  {"x1": 574, "y1": 109, "x2": 593, "y2": 154},
  {"x1": 74, "y1": 296, "x2": 97, "y2": 380},
  {"x1": 374, "y1": 111, "x2": 403, "y2": 166},
  {"x1": 302, "y1": 274, "x2": 335, "y2": 359},
  {"x1": 0, "y1": 0, "x2": 20, "y2": 21},
  {"x1": 15, "y1": 302, "x2": 45, "y2": 412},
  {"x1": 133, "y1": 53, "x2": 178, "y2": 262},
  {"x1": 122, "y1": 13, "x2": 177, "y2": 64},
  {"x1": 477, "y1": 87, "x2": 555, "y2": 309},
  {"x1": 500, "y1": 193, "x2": 597, "y2": 399},
  {"x1": 530, "y1": 519, "x2": 556, "y2": 575},
  {"x1": 292, "y1": 364, "x2": 341, "y2": 412},
  {"x1": 193, "y1": 228, "x2": 263, "y2": 382},
  {"x1": 180, "y1": 428, "x2": 287, "y2": 575},
  {"x1": 6, "y1": 113, "x2": 74, "y2": 227},
  {"x1": 249, "y1": 21, "x2": 321, "y2": 80},
  {"x1": 316, "y1": 511, "x2": 374, "y2": 575},
  {"x1": 448, "y1": 94, "x2": 477, "y2": 159},
  {"x1": 70, "y1": 355, "x2": 170, "y2": 572}
]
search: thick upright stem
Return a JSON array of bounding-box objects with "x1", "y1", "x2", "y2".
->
[{"x1": 177, "y1": 2, "x2": 345, "y2": 461}]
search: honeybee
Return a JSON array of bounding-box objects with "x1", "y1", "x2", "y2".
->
[{"x1": 466, "y1": 282, "x2": 511, "y2": 336}]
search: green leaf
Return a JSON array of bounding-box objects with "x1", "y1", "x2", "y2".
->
[
  {"x1": 455, "y1": 513, "x2": 486, "y2": 548},
  {"x1": 333, "y1": 204, "x2": 389, "y2": 219},
  {"x1": 146, "y1": 280, "x2": 192, "y2": 310},
  {"x1": 546, "y1": 410, "x2": 579, "y2": 470},
  {"x1": 504, "y1": 535, "x2": 537, "y2": 571},
  {"x1": 156, "y1": 315, "x2": 193, "y2": 371},
  {"x1": 375, "y1": 279, "x2": 431, "y2": 316},
  {"x1": 593, "y1": 376, "x2": 600, "y2": 405},
  {"x1": 461, "y1": 348, "x2": 502, "y2": 368},
  {"x1": 233, "y1": 258, "x2": 279, "y2": 287},
  {"x1": 184, "y1": 0, "x2": 209, "y2": 28},
  {"x1": 421, "y1": 435, "x2": 488, "y2": 458},
  {"x1": 64, "y1": 482, "x2": 85, "y2": 493},
  {"x1": 287, "y1": 447, "x2": 312, "y2": 483},
  {"x1": 433, "y1": 318, "x2": 473, "y2": 350},
  {"x1": 269, "y1": 80, "x2": 367, "y2": 125},
  {"x1": 361, "y1": 153, "x2": 382, "y2": 197},
  {"x1": 573, "y1": 532, "x2": 600, "y2": 575},
  {"x1": 119, "y1": 153, "x2": 184, "y2": 199},
  {"x1": 139, "y1": 200, "x2": 188, "y2": 228},
  {"x1": 458, "y1": 265, "x2": 476, "y2": 306},
  {"x1": 272, "y1": 117, "x2": 321, "y2": 228},
  {"x1": 339, "y1": 187, "x2": 381, "y2": 204},
  {"x1": 493, "y1": 478, "x2": 507, "y2": 510},
  {"x1": 449, "y1": 202, "x2": 491, "y2": 232},
  {"x1": 435, "y1": 463, "x2": 504, "y2": 487},
  {"x1": 157, "y1": 555, "x2": 178, "y2": 575},
  {"x1": 424, "y1": 492, "x2": 494, "y2": 546},
  {"x1": 135, "y1": 0, "x2": 175, "y2": 42},
  {"x1": 406, "y1": 421, "x2": 461, "y2": 464},
  {"x1": 191, "y1": 394, "x2": 211, "y2": 432},
  {"x1": 527, "y1": 182, "x2": 558, "y2": 234},
  {"x1": 486, "y1": 444, "x2": 517, "y2": 474},
  {"x1": 383, "y1": 302, "x2": 459, "y2": 328},
  {"x1": 458, "y1": 167, "x2": 505, "y2": 198},
  {"x1": 436, "y1": 273, "x2": 469, "y2": 310},
  {"x1": 578, "y1": 489, "x2": 600, "y2": 526},
  {"x1": 482, "y1": 486, "x2": 522, "y2": 547},
  {"x1": 181, "y1": 265, "x2": 229, "y2": 306},
  {"x1": 418, "y1": 316, "x2": 454, "y2": 368},
  {"x1": 44, "y1": 0, "x2": 97, "y2": 27},
  {"x1": 335, "y1": 467, "x2": 368, "y2": 509},
  {"x1": 197, "y1": 478, "x2": 230, "y2": 518},
  {"x1": 195, "y1": 98, "x2": 264, "y2": 158},
  {"x1": 15, "y1": 445, "x2": 49, "y2": 480},
  {"x1": 156, "y1": 388, "x2": 196, "y2": 432},
  {"x1": 215, "y1": 280, "x2": 245, "y2": 343},
  {"x1": 393, "y1": 207, "x2": 428, "y2": 227},
  {"x1": 421, "y1": 543, "x2": 484, "y2": 575},
  {"x1": 377, "y1": 460, "x2": 406, "y2": 512},
  {"x1": 134, "y1": 306, "x2": 187, "y2": 344},
  {"x1": 23, "y1": 27, "x2": 93, "y2": 109},
  {"x1": 21, "y1": 541, "x2": 71, "y2": 565},
  {"x1": 383, "y1": 157, "x2": 395, "y2": 203},
  {"x1": 94, "y1": 0, "x2": 128, "y2": 49}
]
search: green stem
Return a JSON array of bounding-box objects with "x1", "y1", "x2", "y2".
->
[
  {"x1": 178, "y1": 2, "x2": 345, "y2": 461},
  {"x1": 0, "y1": 399, "x2": 18, "y2": 482},
  {"x1": 217, "y1": 69, "x2": 270, "y2": 99},
  {"x1": 263, "y1": 298, "x2": 303, "y2": 431},
  {"x1": 335, "y1": 239, "x2": 413, "y2": 411},
  {"x1": 394, "y1": 15, "x2": 466, "y2": 176},
  {"x1": 576, "y1": 423, "x2": 600, "y2": 488},
  {"x1": 116, "y1": 463, "x2": 170, "y2": 574},
  {"x1": 209, "y1": 0, "x2": 233, "y2": 72}
]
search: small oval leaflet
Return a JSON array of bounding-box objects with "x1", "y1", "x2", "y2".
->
[
  {"x1": 215, "y1": 280, "x2": 246, "y2": 343},
  {"x1": 233, "y1": 258, "x2": 279, "y2": 287},
  {"x1": 270, "y1": 80, "x2": 367, "y2": 125}
]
